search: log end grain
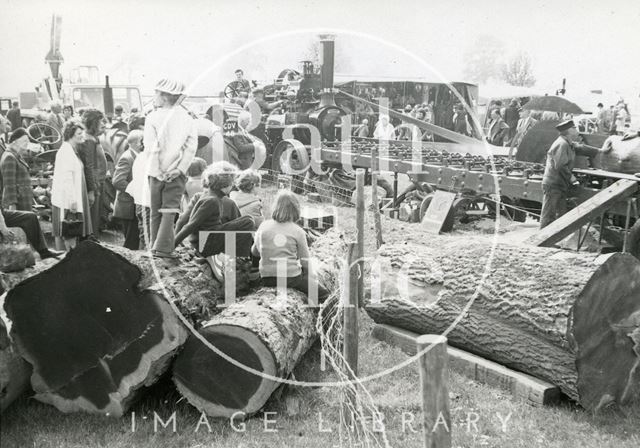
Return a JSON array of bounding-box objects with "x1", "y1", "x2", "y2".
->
[{"x1": 4, "y1": 241, "x2": 188, "y2": 416}]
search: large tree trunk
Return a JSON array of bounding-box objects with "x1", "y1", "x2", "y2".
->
[
  {"x1": 172, "y1": 231, "x2": 344, "y2": 418},
  {"x1": 595, "y1": 135, "x2": 640, "y2": 174},
  {"x1": 172, "y1": 289, "x2": 318, "y2": 418},
  {"x1": 0, "y1": 313, "x2": 31, "y2": 412},
  {"x1": 365, "y1": 239, "x2": 640, "y2": 411},
  {"x1": 1, "y1": 257, "x2": 61, "y2": 412},
  {"x1": 1, "y1": 241, "x2": 223, "y2": 417}
]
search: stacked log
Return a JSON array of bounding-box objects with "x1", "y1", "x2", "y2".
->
[
  {"x1": 172, "y1": 289, "x2": 319, "y2": 417},
  {"x1": 365, "y1": 239, "x2": 640, "y2": 411},
  {"x1": 0, "y1": 242, "x2": 209, "y2": 416},
  {"x1": 171, "y1": 230, "x2": 344, "y2": 418},
  {"x1": 1, "y1": 229, "x2": 345, "y2": 417}
]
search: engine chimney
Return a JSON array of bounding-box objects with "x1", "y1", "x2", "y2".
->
[{"x1": 318, "y1": 34, "x2": 336, "y2": 107}]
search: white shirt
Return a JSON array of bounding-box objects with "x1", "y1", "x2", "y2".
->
[
  {"x1": 126, "y1": 151, "x2": 151, "y2": 207},
  {"x1": 374, "y1": 123, "x2": 396, "y2": 140},
  {"x1": 51, "y1": 142, "x2": 85, "y2": 213},
  {"x1": 144, "y1": 106, "x2": 197, "y2": 179}
]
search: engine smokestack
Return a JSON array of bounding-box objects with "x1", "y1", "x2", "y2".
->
[{"x1": 318, "y1": 34, "x2": 336, "y2": 107}]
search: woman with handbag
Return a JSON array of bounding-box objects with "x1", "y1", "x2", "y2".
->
[{"x1": 51, "y1": 121, "x2": 93, "y2": 249}]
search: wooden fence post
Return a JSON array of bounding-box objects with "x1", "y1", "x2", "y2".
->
[
  {"x1": 416, "y1": 335, "x2": 451, "y2": 448},
  {"x1": 342, "y1": 242, "x2": 359, "y2": 422},
  {"x1": 355, "y1": 169, "x2": 365, "y2": 307}
]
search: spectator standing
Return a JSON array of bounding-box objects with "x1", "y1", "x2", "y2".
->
[
  {"x1": 355, "y1": 118, "x2": 369, "y2": 138},
  {"x1": 62, "y1": 105, "x2": 74, "y2": 121},
  {"x1": 46, "y1": 102, "x2": 65, "y2": 149},
  {"x1": 6, "y1": 101, "x2": 22, "y2": 131},
  {"x1": 487, "y1": 109, "x2": 510, "y2": 146},
  {"x1": 125, "y1": 146, "x2": 151, "y2": 249},
  {"x1": 0, "y1": 128, "x2": 33, "y2": 211},
  {"x1": 512, "y1": 109, "x2": 539, "y2": 148},
  {"x1": 504, "y1": 99, "x2": 520, "y2": 143},
  {"x1": 595, "y1": 103, "x2": 608, "y2": 133},
  {"x1": 79, "y1": 109, "x2": 107, "y2": 233},
  {"x1": 50, "y1": 121, "x2": 93, "y2": 249},
  {"x1": 145, "y1": 78, "x2": 197, "y2": 258},
  {"x1": 452, "y1": 104, "x2": 471, "y2": 136},
  {"x1": 373, "y1": 115, "x2": 396, "y2": 140},
  {"x1": 112, "y1": 130, "x2": 143, "y2": 250}
]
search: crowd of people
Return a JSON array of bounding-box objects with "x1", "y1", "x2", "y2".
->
[{"x1": 0, "y1": 77, "x2": 328, "y2": 302}]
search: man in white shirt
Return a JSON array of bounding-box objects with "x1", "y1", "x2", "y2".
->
[
  {"x1": 144, "y1": 78, "x2": 197, "y2": 257},
  {"x1": 373, "y1": 115, "x2": 396, "y2": 140}
]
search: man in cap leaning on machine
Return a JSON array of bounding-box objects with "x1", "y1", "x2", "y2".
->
[
  {"x1": 144, "y1": 78, "x2": 197, "y2": 258},
  {"x1": 540, "y1": 119, "x2": 610, "y2": 228}
]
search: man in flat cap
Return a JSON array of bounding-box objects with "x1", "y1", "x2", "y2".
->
[
  {"x1": 540, "y1": 119, "x2": 607, "y2": 228},
  {"x1": 244, "y1": 88, "x2": 284, "y2": 116}
]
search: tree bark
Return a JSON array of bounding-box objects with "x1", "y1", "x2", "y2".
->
[
  {"x1": 365, "y1": 239, "x2": 640, "y2": 411},
  {"x1": 172, "y1": 288, "x2": 318, "y2": 418},
  {"x1": 172, "y1": 231, "x2": 344, "y2": 418},
  {"x1": 0, "y1": 313, "x2": 31, "y2": 412},
  {"x1": 0, "y1": 241, "x2": 222, "y2": 416}
]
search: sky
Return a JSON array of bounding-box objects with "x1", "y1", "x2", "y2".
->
[{"x1": 1, "y1": 0, "x2": 639, "y2": 104}]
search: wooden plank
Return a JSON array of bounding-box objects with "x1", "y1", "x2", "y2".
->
[
  {"x1": 526, "y1": 179, "x2": 638, "y2": 247},
  {"x1": 416, "y1": 335, "x2": 451, "y2": 448},
  {"x1": 371, "y1": 323, "x2": 561, "y2": 406},
  {"x1": 573, "y1": 169, "x2": 640, "y2": 181},
  {"x1": 421, "y1": 190, "x2": 456, "y2": 234}
]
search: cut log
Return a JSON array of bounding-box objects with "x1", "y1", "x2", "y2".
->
[
  {"x1": 173, "y1": 288, "x2": 318, "y2": 417},
  {"x1": 1, "y1": 241, "x2": 222, "y2": 416},
  {"x1": 0, "y1": 257, "x2": 61, "y2": 412},
  {"x1": 365, "y1": 239, "x2": 640, "y2": 410},
  {"x1": 172, "y1": 231, "x2": 344, "y2": 418},
  {"x1": 595, "y1": 135, "x2": 640, "y2": 174},
  {"x1": 0, "y1": 313, "x2": 31, "y2": 412}
]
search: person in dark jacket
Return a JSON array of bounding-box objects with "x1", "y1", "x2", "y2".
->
[
  {"x1": 174, "y1": 161, "x2": 254, "y2": 256},
  {"x1": 540, "y1": 120, "x2": 610, "y2": 228},
  {"x1": 0, "y1": 128, "x2": 33, "y2": 211},
  {"x1": 1, "y1": 208, "x2": 63, "y2": 260},
  {"x1": 78, "y1": 109, "x2": 107, "y2": 232},
  {"x1": 6, "y1": 101, "x2": 22, "y2": 132},
  {"x1": 112, "y1": 130, "x2": 143, "y2": 249},
  {"x1": 452, "y1": 104, "x2": 470, "y2": 136},
  {"x1": 487, "y1": 109, "x2": 510, "y2": 146},
  {"x1": 503, "y1": 99, "x2": 520, "y2": 143}
]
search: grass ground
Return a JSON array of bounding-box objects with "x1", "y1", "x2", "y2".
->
[{"x1": 1, "y1": 184, "x2": 639, "y2": 447}]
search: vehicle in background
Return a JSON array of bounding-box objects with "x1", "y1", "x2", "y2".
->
[{"x1": 19, "y1": 15, "x2": 143, "y2": 126}]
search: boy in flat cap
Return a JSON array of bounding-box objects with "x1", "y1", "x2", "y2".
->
[{"x1": 540, "y1": 120, "x2": 608, "y2": 228}]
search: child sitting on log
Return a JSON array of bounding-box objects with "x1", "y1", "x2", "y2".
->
[
  {"x1": 251, "y1": 190, "x2": 329, "y2": 303},
  {"x1": 174, "y1": 161, "x2": 254, "y2": 257},
  {"x1": 230, "y1": 170, "x2": 265, "y2": 228},
  {"x1": 183, "y1": 157, "x2": 208, "y2": 206}
]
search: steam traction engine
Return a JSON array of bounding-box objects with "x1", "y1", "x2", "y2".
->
[{"x1": 241, "y1": 35, "x2": 640, "y2": 256}]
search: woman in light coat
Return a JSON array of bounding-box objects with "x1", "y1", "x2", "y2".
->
[{"x1": 51, "y1": 120, "x2": 92, "y2": 249}]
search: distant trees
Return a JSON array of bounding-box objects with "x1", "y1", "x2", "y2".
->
[
  {"x1": 462, "y1": 35, "x2": 536, "y2": 87},
  {"x1": 462, "y1": 35, "x2": 506, "y2": 84},
  {"x1": 501, "y1": 51, "x2": 536, "y2": 87}
]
